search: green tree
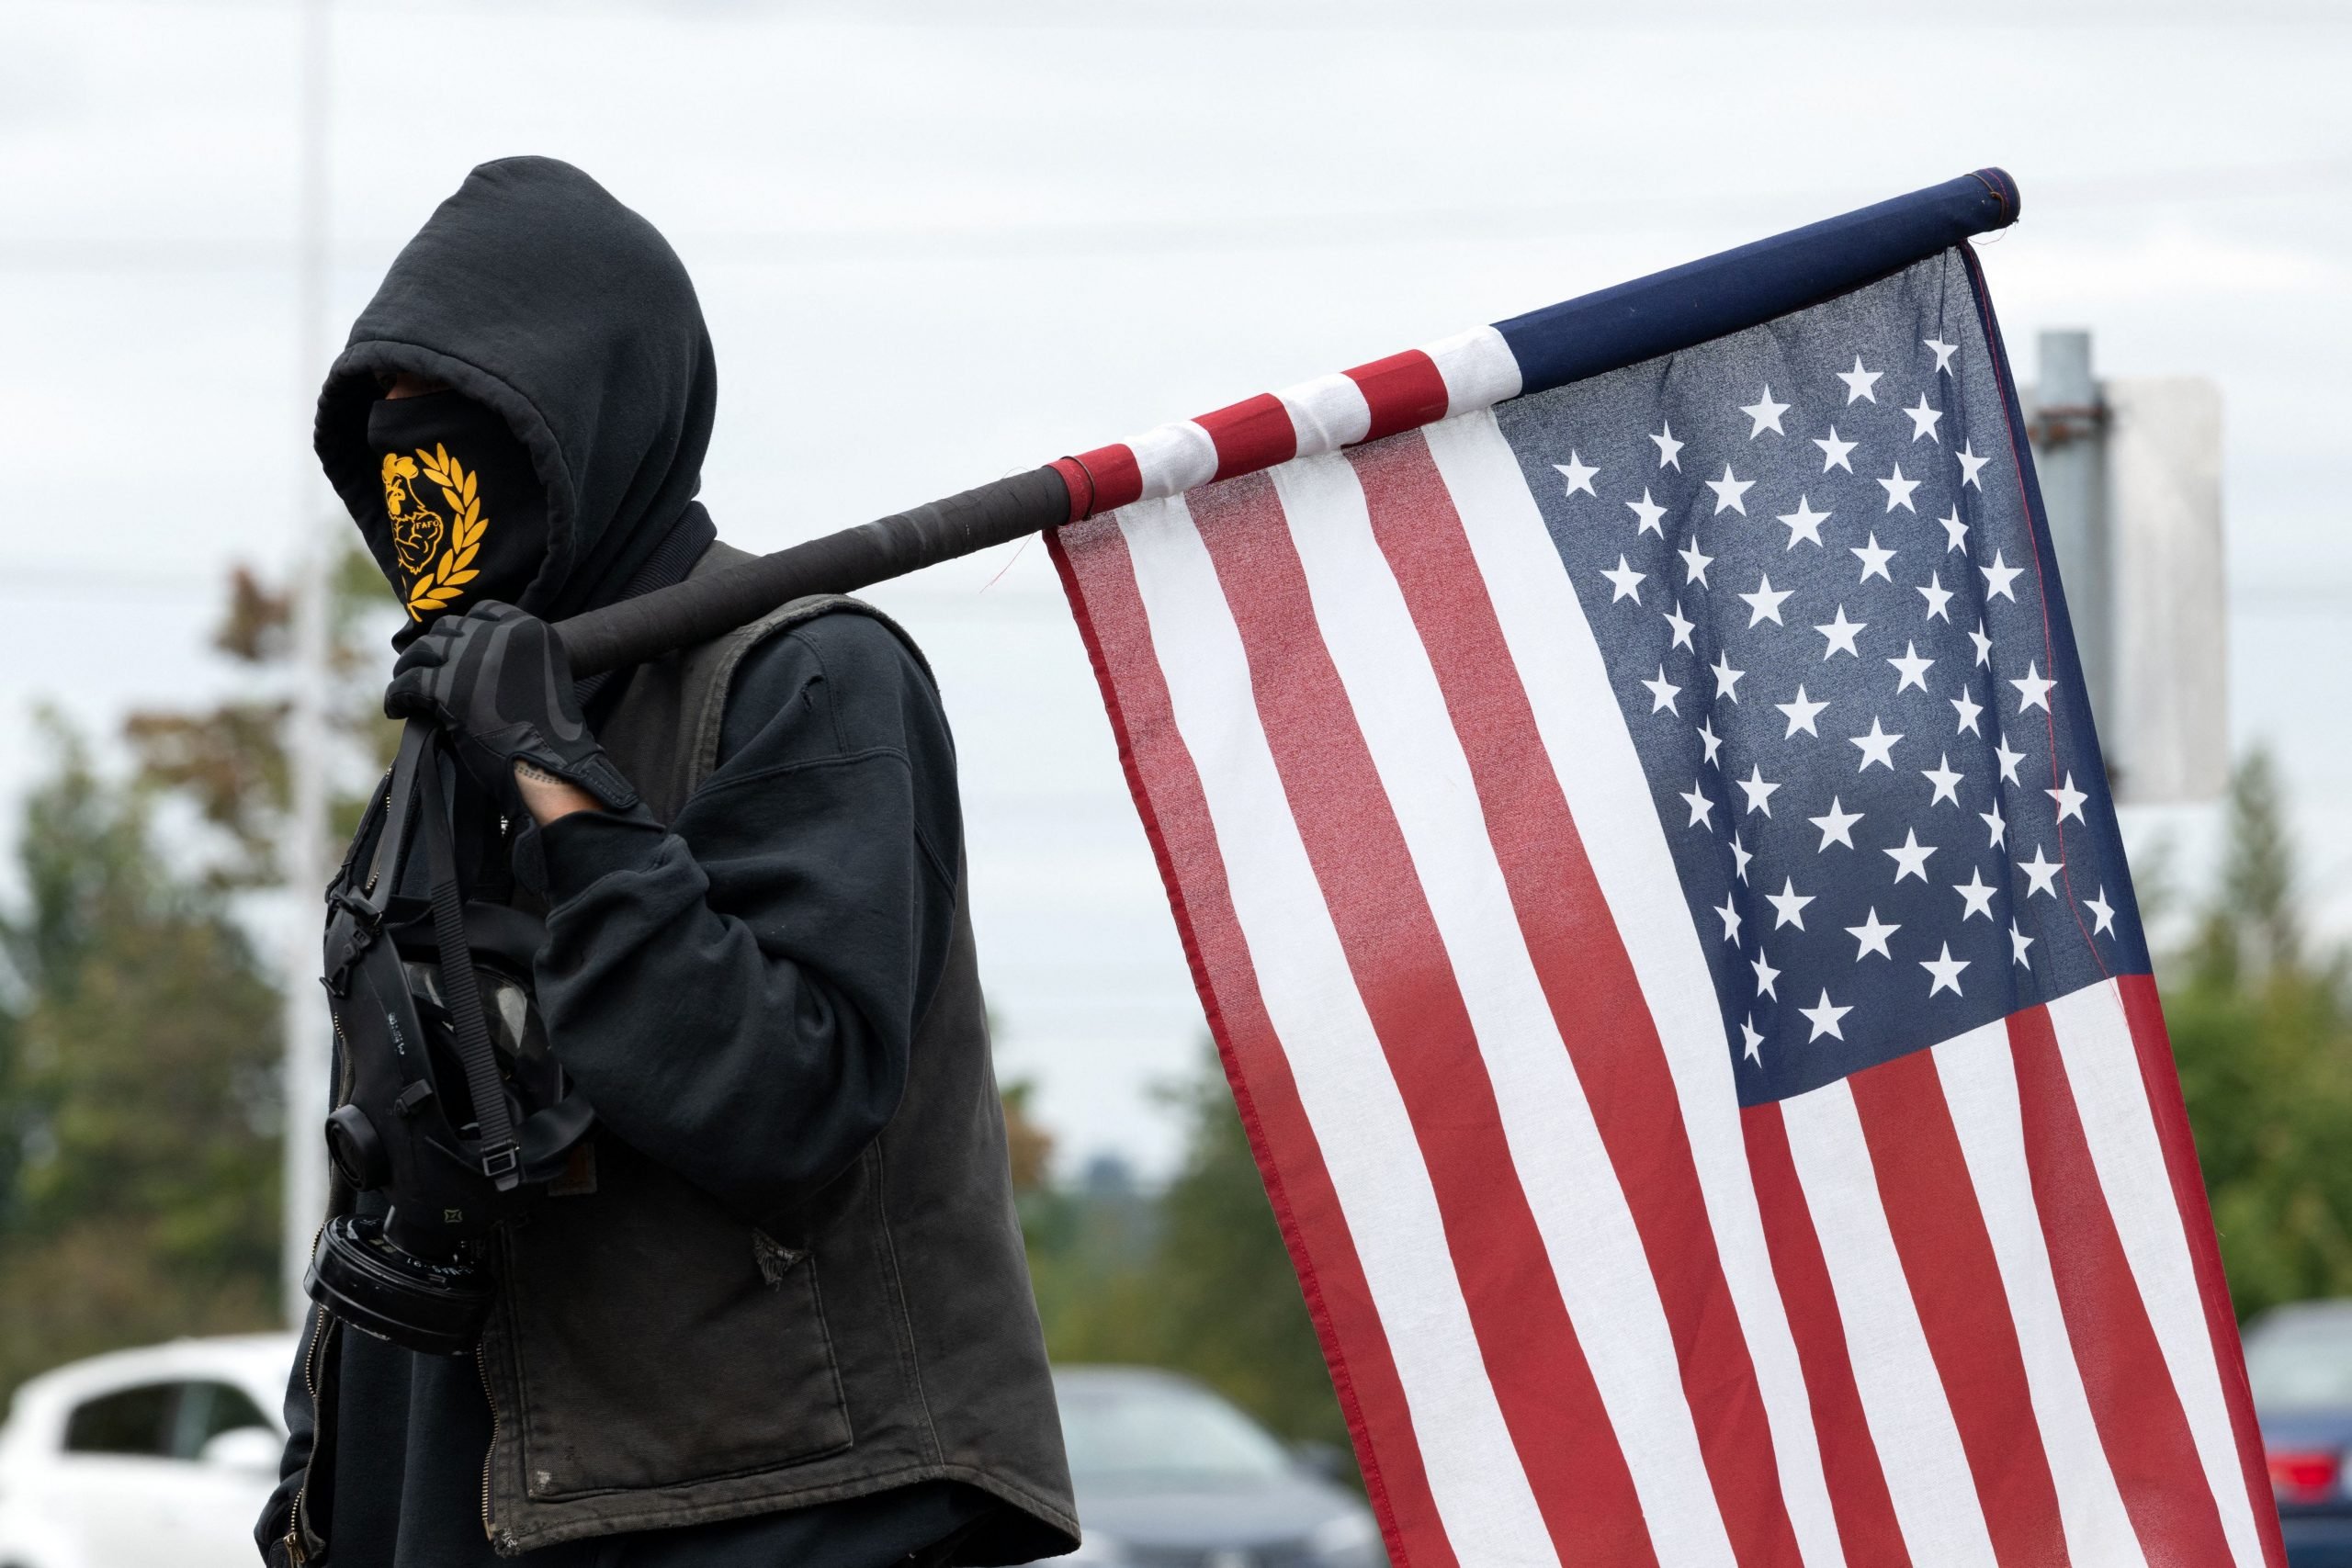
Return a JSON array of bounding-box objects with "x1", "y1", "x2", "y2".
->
[
  {"x1": 1025, "y1": 1050, "x2": 1352, "y2": 1460},
  {"x1": 2163, "y1": 749, "x2": 2352, "y2": 1316},
  {"x1": 0, "y1": 719, "x2": 284, "y2": 1395}
]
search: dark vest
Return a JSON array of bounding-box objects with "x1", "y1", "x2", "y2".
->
[{"x1": 462, "y1": 545, "x2": 1075, "y2": 1556}]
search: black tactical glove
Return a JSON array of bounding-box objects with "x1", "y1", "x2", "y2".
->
[{"x1": 383, "y1": 602, "x2": 639, "y2": 814}]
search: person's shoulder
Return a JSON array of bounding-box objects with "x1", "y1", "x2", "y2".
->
[{"x1": 778, "y1": 604, "x2": 933, "y2": 691}]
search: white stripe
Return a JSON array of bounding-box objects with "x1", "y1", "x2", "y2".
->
[
  {"x1": 1423, "y1": 324, "x2": 1523, "y2": 414},
  {"x1": 1114, "y1": 494, "x2": 1559, "y2": 1568},
  {"x1": 2046, "y1": 981, "x2": 2267, "y2": 1568},
  {"x1": 1932, "y1": 1021, "x2": 2147, "y2": 1567},
  {"x1": 1277, "y1": 372, "x2": 1373, "y2": 457},
  {"x1": 1423, "y1": 412, "x2": 1849, "y2": 1568},
  {"x1": 1780, "y1": 1081, "x2": 2004, "y2": 1568},
  {"x1": 1128, "y1": 419, "x2": 1219, "y2": 501},
  {"x1": 1269, "y1": 453, "x2": 1735, "y2": 1568}
]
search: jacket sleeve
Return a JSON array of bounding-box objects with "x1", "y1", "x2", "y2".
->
[{"x1": 513, "y1": 611, "x2": 961, "y2": 1228}]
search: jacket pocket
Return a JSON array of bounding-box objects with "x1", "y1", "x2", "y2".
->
[{"x1": 500, "y1": 1134, "x2": 853, "y2": 1498}]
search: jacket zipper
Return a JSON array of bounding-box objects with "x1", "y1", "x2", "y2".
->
[
  {"x1": 476, "y1": 1340, "x2": 500, "y2": 1543},
  {"x1": 284, "y1": 1299, "x2": 331, "y2": 1564}
]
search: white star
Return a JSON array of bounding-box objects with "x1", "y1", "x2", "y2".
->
[
  {"x1": 1601, "y1": 556, "x2": 1645, "y2": 604},
  {"x1": 1879, "y1": 462, "x2": 1921, "y2": 513},
  {"x1": 1815, "y1": 426, "x2": 1858, "y2": 473},
  {"x1": 1776, "y1": 495, "x2": 1832, "y2": 549},
  {"x1": 2047, "y1": 772, "x2": 2088, "y2": 823},
  {"x1": 1951, "y1": 685, "x2": 1984, "y2": 736},
  {"x1": 1847, "y1": 907, "x2": 1900, "y2": 960},
  {"x1": 1625, "y1": 488, "x2": 1668, "y2": 537},
  {"x1": 1707, "y1": 464, "x2": 1755, "y2": 515},
  {"x1": 1555, "y1": 451, "x2": 1600, "y2": 496},
  {"x1": 1838, "y1": 355, "x2": 1883, "y2": 405},
  {"x1": 1663, "y1": 601, "x2": 1695, "y2": 650},
  {"x1": 1938, "y1": 507, "x2": 1970, "y2": 554},
  {"x1": 1884, "y1": 828, "x2": 1936, "y2": 884},
  {"x1": 1954, "y1": 867, "x2": 1999, "y2": 921},
  {"x1": 1923, "y1": 752, "x2": 1964, "y2": 807},
  {"x1": 1680, "y1": 781, "x2": 1715, "y2": 829},
  {"x1": 2011, "y1": 661, "x2": 2055, "y2": 714},
  {"x1": 1903, "y1": 394, "x2": 1943, "y2": 444},
  {"x1": 1956, "y1": 441, "x2": 1990, "y2": 489},
  {"x1": 1981, "y1": 549, "x2": 2023, "y2": 602},
  {"x1": 1926, "y1": 335, "x2": 1960, "y2": 375},
  {"x1": 1776, "y1": 684, "x2": 1829, "y2": 739},
  {"x1": 1697, "y1": 717, "x2": 1724, "y2": 767},
  {"x1": 1736, "y1": 764, "x2": 1780, "y2": 818},
  {"x1": 1801, "y1": 988, "x2": 1853, "y2": 1042},
  {"x1": 1921, "y1": 943, "x2": 1970, "y2": 998},
  {"x1": 1714, "y1": 894, "x2": 1742, "y2": 943},
  {"x1": 1650, "y1": 421, "x2": 1684, "y2": 471},
  {"x1": 1969, "y1": 619, "x2": 1994, "y2": 668},
  {"x1": 1815, "y1": 604, "x2": 1867, "y2": 660},
  {"x1": 1810, "y1": 795, "x2": 1863, "y2": 851},
  {"x1": 2018, "y1": 846, "x2": 2064, "y2": 899},
  {"x1": 1752, "y1": 947, "x2": 1781, "y2": 999},
  {"x1": 2009, "y1": 920, "x2": 2035, "y2": 968},
  {"x1": 1679, "y1": 538, "x2": 1715, "y2": 587},
  {"x1": 1741, "y1": 386, "x2": 1791, "y2": 436},
  {"x1": 1730, "y1": 831, "x2": 1754, "y2": 885},
  {"x1": 1741, "y1": 572, "x2": 1793, "y2": 626},
  {"x1": 1917, "y1": 571, "x2": 1954, "y2": 623},
  {"x1": 1712, "y1": 649, "x2": 1746, "y2": 704},
  {"x1": 1980, "y1": 800, "x2": 2007, "y2": 849},
  {"x1": 1850, "y1": 716, "x2": 1903, "y2": 772},
  {"x1": 1741, "y1": 1015, "x2": 1766, "y2": 1066},
  {"x1": 1851, "y1": 533, "x2": 1896, "y2": 583},
  {"x1": 1888, "y1": 640, "x2": 1935, "y2": 694},
  {"x1": 1642, "y1": 664, "x2": 1683, "y2": 715},
  {"x1": 2086, "y1": 886, "x2": 2118, "y2": 936},
  {"x1": 1995, "y1": 736, "x2": 2027, "y2": 786},
  {"x1": 1766, "y1": 876, "x2": 1814, "y2": 930}
]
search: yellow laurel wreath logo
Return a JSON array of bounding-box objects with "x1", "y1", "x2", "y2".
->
[{"x1": 384, "y1": 442, "x2": 488, "y2": 621}]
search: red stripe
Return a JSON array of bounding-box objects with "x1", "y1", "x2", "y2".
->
[
  {"x1": 1187, "y1": 472, "x2": 1654, "y2": 1563},
  {"x1": 2007, "y1": 1004, "x2": 2235, "y2": 1564},
  {"x1": 1847, "y1": 1048, "x2": 2068, "y2": 1568},
  {"x1": 1071, "y1": 443, "x2": 1143, "y2": 513},
  {"x1": 1048, "y1": 457, "x2": 1096, "y2": 521},
  {"x1": 1346, "y1": 351, "x2": 1451, "y2": 444},
  {"x1": 1046, "y1": 515, "x2": 1458, "y2": 1568},
  {"x1": 1741, "y1": 1104, "x2": 1914, "y2": 1566},
  {"x1": 2114, "y1": 976, "x2": 2290, "y2": 1568},
  {"x1": 1349, "y1": 433, "x2": 1801, "y2": 1567},
  {"x1": 1199, "y1": 393, "x2": 1300, "y2": 482}
]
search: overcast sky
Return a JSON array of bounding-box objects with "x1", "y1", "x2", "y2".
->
[{"x1": 2, "y1": 0, "x2": 2346, "y2": 1175}]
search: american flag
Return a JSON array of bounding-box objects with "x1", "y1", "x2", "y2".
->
[{"x1": 1047, "y1": 175, "x2": 2284, "y2": 1568}]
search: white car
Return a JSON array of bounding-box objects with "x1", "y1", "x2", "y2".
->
[{"x1": 0, "y1": 1333, "x2": 298, "y2": 1568}]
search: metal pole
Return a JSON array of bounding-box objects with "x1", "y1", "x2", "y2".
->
[
  {"x1": 281, "y1": 0, "x2": 333, "y2": 1327},
  {"x1": 2030, "y1": 330, "x2": 2111, "y2": 735}
]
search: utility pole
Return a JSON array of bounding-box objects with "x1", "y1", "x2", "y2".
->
[
  {"x1": 2027, "y1": 330, "x2": 2227, "y2": 806},
  {"x1": 282, "y1": 0, "x2": 334, "y2": 1327}
]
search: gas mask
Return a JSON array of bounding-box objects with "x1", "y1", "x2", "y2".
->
[{"x1": 304, "y1": 722, "x2": 594, "y2": 1354}]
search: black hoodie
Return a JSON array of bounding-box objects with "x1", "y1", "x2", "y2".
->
[
  {"x1": 270, "y1": 159, "x2": 992, "y2": 1567},
  {"x1": 317, "y1": 156, "x2": 719, "y2": 628}
]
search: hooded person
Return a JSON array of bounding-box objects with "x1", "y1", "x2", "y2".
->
[{"x1": 260, "y1": 156, "x2": 1077, "y2": 1568}]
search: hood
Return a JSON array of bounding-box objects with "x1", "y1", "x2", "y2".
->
[{"x1": 315, "y1": 156, "x2": 718, "y2": 627}]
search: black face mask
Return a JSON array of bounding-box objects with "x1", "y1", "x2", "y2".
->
[{"x1": 366, "y1": 390, "x2": 551, "y2": 636}]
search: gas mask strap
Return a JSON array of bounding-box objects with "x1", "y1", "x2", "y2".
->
[{"x1": 413, "y1": 728, "x2": 524, "y2": 1191}]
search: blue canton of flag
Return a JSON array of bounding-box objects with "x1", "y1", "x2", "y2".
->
[{"x1": 1496, "y1": 249, "x2": 2149, "y2": 1103}]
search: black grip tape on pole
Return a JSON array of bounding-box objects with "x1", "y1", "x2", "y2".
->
[{"x1": 551, "y1": 465, "x2": 1073, "y2": 679}]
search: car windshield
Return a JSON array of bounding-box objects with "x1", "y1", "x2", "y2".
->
[
  {"x1": 1057, "y1": 1378, "x2": 1294, "y2": 1487},
  {"x1": 2245, "y1": 1315, "x2": 2352, "y2": 1414}
]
